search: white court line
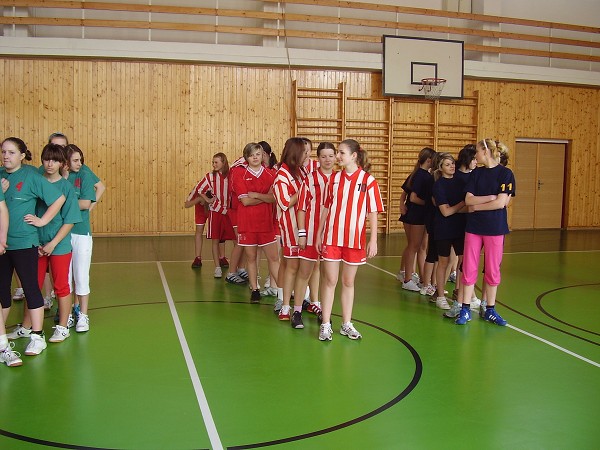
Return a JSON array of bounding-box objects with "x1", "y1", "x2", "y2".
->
[
  {"x1": 156, "y1": 262, "x2": 224, "y2": 450},
  {"x1": 507, "y1": 324, "x2": 600, "y2": 367},
  {"x1": 367, "y1": 262, "x2": 600, "y2": 368}
]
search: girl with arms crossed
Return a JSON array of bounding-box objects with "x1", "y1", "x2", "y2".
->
[{"x1": 316, "y1": 139, "x2": 384, "y2": 341}]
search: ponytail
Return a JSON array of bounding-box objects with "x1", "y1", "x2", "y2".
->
[
  {"x1": 340, "y1": 139, "x2": 371, "y2": 172},
  {"x1": 406, "y1": 147, "x2": 436, "y2": 189},
  {"x1": 2, "y1": 137, "x2": 32, "y2": 160}
]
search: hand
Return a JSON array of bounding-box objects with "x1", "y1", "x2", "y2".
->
[
  {"x1": 367, "y1": 240, "x2": 378, "y2": 259},
  {"x1": 1, "y1": 178, "x2": 9, "y2": 194},
  {"x1": 248, "y1": 192, "x2": 259, "y2": 199},
  {"x1": 24, "y1": 214, "x2": 45, "y2": 227},
  {"x1": 298, "y1": 236, "x2": 307, "y2": 250},
  {"x1": 468, "y1": 205, "x2": 477, "y2": 213},
  {"x1": 40, "y1": 242, "x2": 56, "y2": 256},
  {"x1": 0, "y1": 242, "x2": 7, "y2": 255},
  {"x1": 399, "y1": 203, "x2": 407, "y2": 216}
]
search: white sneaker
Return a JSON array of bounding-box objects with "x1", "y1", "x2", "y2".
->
[
  {"x1": 319, "y1": 323, "x2": 333, "y2": 341},
  {"x1": 260, "y1": 287, "x2": 278, "y2": 297},
  {"x1": 50, "y1": 290, "x2": 56, "y2": 299},
  {"x1": 0, "y1": 342, "x2": 23, "y2": 367},
  {"x1": 340, "y1": 322, "x2": 362, "y2": 340},
  {"x1": 49, "y1": 325, "x2": 70, "y2": 343},
  {"x1": 436, "y1": 297, "x2": 451, "y2": 310},
  {"x1": 214, "y1": 267, "x2": 222, "y2": 278},
  {"x1": 411, "y1": 272, "x2": 421, "y2": 284},
  {"x1": 76, "y1": 313, "x2": 90, "y2": 333},
  {"x1": 43, "y1": 295, "x2": 54, "y2": 310},
  {"x1": 470, "y1": 297, "x2": 482, "y2": 310},
  {"x1": 396, "y1": 270, "x2": 405, "y2": 281},
  {"x1": 12, "y1": 287, "x2": 25, "y2": 300},
  {"x1": 25, "y1": 334, "x2": 47, "y2": 356},
  {"x1": 448, "y1": 271, "x2": 457, "y2": 283},
  {"x1": 402, "y1": 279, "x2": 420, "y2": 292},
  {"x1": 7, "y1": 325, "x2": 31, "y2": 340},
  {"x1": 420, "y1": 284, "x2": 436, "y2": 296},
  {"x1": 67, "y1": 313, "x2": 75, "y2": 329},
  {"x1": 264, "y1": 275, "x2": 271, "y2": 288}
]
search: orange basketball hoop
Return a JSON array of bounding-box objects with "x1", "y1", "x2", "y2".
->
[{"x1": 419, "y1": 77, "x2": 446, "y2": 100}]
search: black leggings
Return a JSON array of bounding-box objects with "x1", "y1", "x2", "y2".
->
[{"x1": 0, "y1": 247, "x2": 44, "y2": 310}]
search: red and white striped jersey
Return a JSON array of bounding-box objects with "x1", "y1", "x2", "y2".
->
[
  {"x1": 298, "y1": 168, "x2": 333, "y2": 246},
  {"x1": 303, "y1": 158, "x2": 320, "y2": 175},
  {"x1": 230, "y1": 156, "x2": 247, "y2": 169},
  {"x1": 198, "y1": 171, "x2": 230, "y2": 214},
  {"x1": 274, "y1": 163, "x2": 305, "y2": 247},
  {"x1": 322, "y1": 169, "x2": 384, "y2": 249},
  {"x1": 187, "y1": 180, "x2": 203, "y2": 202}
]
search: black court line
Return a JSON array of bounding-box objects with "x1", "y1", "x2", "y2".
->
[
  {"x1": 535, "y1": 283, "x2": 600, "y2": 337},
  {"x1": 3, "y1": 299, "x2": 422, "y2": 450},
  {"x1": 496, "y1": 283, "x2": 600, "y2": 347}
]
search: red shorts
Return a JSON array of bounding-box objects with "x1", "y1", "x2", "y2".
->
[
  {"x1": 206, "y1": 211, "x2": 236, "y2": 241},
  {"x1": 320, "y1": 244, "x2": 366, "y2": 265},
  {"x1": 227, "y1": 208, "x2": 238, "y2": 228},
  {"x1": 194, "y1": 204, "x2": 208, "y2": 225},
  {"x1": 282, "y1": 245, "x2": 300, "y2": 258},
  {"x1": 38, "y1": 252, "x2": 72, "y2": 298},
  {"x1": 238, "y1": 231, "x2": 277, "y2": 247},
  {"x1": 299, "y1": 245, "x2": 319, "y2": 262}
]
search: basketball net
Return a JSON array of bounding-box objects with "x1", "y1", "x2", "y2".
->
[{"x1": 419, "y1": 78, "x2": 446, "y2": 100}]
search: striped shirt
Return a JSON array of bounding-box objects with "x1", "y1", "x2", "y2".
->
[
  {"x1": 274, "y1": 163, "x2": 304, "y2": 247},
  {"x1": 323, "y1": 168, "x2": 384, "y2": 249},
  {"x1": 298, "y1": 168, "x2": 333, "y2": 246},
  {"x1": 198, "y1": 171, "x2": 229, "y2": 214},
  {"x1": 303, "y1": 158, "x2": 320, "y2": 174}
]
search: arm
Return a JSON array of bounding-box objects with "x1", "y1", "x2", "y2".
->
[
  {"x1": 24, "y1": 195, "x2": 66, "y2": 227},
  {"x1": 39, "y1": 223, "x2": 74, "y2": 256},
  {"x1": 399, "y1": 191, "x2": 407, "y2": 216},
  {"x1": 88, "y1": 180, "x2": 105, "y2": 212},
  {"x1": 438, "y1": 201, "x2": 466, "y2": 217},
  {"x1": 78, "y1": 199, "x2": 92, "y2": 211},
  {"x1": 297, "y1": 210, "x2": 307, "y2": 249},
  {"x1": 0, "y1": 201, "x2": 8, "y2": 254},
  {"x1": 467, "y1": 193, "x2": 510, "y2": 212},
  {"x1": 409, "y1": 191, "x2": 425, "y2": 205},
  {"x1": 247, "y1": 191, "x2": 275, "y2": 204},
  {"x1": 366, "y1": 211, "x2": 378, "y2": 259},
  {"x1": 465, "y1": 193, "x2": 497, "y2": 206},
  {"x1": 184, "y1": 196, "x2": 204, "y2": 209},
  {"x1": 315, "y1": 205, "x2": 328, "y2": 253}
]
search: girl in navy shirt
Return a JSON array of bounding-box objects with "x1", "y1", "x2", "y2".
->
[
  {"x1": 455, "y1": 139, "x2": 515, "y2": 326},
  {"x1": 399, "y1": 147, "x2": 435, "y2": 291}
]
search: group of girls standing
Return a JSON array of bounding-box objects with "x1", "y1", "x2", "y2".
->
[
  {"x1": 189, "y1": 137, "x2": 384, "y2": 341},
  {"x1": 0, "y1": 133, "x2": 103, "y2": 368},
  {"x1": 398, "y1": 139, "x2": 515, "y2": 326}
]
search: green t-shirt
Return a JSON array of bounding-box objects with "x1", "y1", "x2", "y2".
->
[
  {"x1": 36, "y1": 177, "x2": 82, "y2": 255},
  {"x1": 0, "y1": 166, "x2": 62, "y2": 250},
  {"x1": 81, "y1": 164, "x2": 101, "y2": 184},
  {"x1": 68, "y1": 169, "x2": 96, "y2": 236}
]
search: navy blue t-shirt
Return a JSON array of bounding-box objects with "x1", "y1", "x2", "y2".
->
[
  {"x1": 433, "y1": 176, "x2": 467, "y2": 240},
  {"x1": 464, "y1": 165, "x2": 516, "y2": 236},
  {"x1": 400, "y1": 168, "x2": 433, "y2": 226}
]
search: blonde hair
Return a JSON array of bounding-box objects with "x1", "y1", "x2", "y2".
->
[
  {"x1": 433, "y1": 152, "x2": 454, "y2": 181},
  {"x1": 478, "y1": 138, "x2": 509, "y2": 166}
]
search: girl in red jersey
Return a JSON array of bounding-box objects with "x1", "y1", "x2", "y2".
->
[
  {"x1": 233, "y1": 143, "x2": 280, "y2": 303},
  {"x1": 184, "y1": 180, "x2": 209, "y2": 269},
  {"x1": 293, "y1": 142, "x2": 337, "y2": 329},
  {"x1": 197, "y1": 153, "x2": 236, "y2": 278},
  {"x1": 273, "y1": 137, "x2": 307, "y2": 321},
  {"x1": 316, "y1": 139, "x2": 384, "y2": 341}
]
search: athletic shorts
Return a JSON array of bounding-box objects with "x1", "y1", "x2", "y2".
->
[
  {"x1": 238, "y1": 231, "x2": 277, "y2": 247},
  {"x1": 195, "y1": 204, "x2": 208, "y2": 226},
  {"x1": 299, "y1": 245, "x2": 319, "y2": 262},
  {"x1": 282, "y1": 245, "x2": 300, "y2": 258},
  {"x1": 206, "y1": 211, "x2": 236, "y2": 241},
  {"x1": 436, "y1": 236, "x2": 465, "y2": 258},
  {"x1": 320, "y1": 244, "x2": 366, "y2": 265}
]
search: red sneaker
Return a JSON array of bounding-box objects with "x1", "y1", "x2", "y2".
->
[
  {"x1": 191, "y1": 257, "x2": 202, "y2": 269},
  {"x1": 219, "y1": 257, "x2": 229, "y2": 268}
]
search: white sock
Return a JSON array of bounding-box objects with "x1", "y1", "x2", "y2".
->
[
  {"x1": 0, "y1": 334, "x2": 8, "y2": 351},
  {"x1": 277, "y1": 287, "x2": 283, "y2": 301},
  {"x1": 304, "y1": 286, "x2": 311, "y2": 301}
]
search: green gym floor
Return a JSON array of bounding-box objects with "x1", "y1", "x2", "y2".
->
[{"x1": 1, "y1": 230, "x2": 599, "y2": 450}]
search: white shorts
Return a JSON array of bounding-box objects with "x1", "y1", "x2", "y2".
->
[{"x1": 71, "y1": 233, "x2": 93, "y2": 296}]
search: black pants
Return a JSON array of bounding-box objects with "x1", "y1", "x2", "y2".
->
[{"x1": 0, "y1": 246, "x2": 44, "y2": 309}]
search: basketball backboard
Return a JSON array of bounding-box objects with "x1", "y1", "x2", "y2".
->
[{"x1": 383, "y1": 35, "x2": 464, "y2": 99}]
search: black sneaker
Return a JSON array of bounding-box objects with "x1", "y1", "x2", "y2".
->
[
  {"x1": 250, "y1": 289, "x2": 261, "y2": 304},
  {"x1": 291, "y1": 311, "x2": 304, "y2": 329}
]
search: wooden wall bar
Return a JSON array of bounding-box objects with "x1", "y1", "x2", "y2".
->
[{"x1": 0, "y1": 58, "x2": 598, "y2": 234}]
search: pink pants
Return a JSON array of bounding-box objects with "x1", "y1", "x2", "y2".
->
[{"x1": 461, "y1": 232, "x2": 505, "y2": 286}]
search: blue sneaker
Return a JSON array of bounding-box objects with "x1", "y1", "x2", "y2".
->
[
  {"x1": 483, "y1": 308, "x2": 507, "y2": 326},
  {"x1": 455, "y1": 307, "x2": 471, "y2": 325}
]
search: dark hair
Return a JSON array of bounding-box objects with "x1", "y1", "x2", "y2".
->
[
  {"x1": 212, "y1": 152, "x2": 229, "y2": 177},
  {"x1": 48, "y1": 132, "x2": 69, "y2": 146},
  {"x1": 41, "y1": 143, "x2": 67, "y2": 165},
  {"x1": 316, "y1": 142, "x2": 335, "y2": 156},
  {"x1": 406, "y1": 147, "x2": 435, "y2": 189},
  {"x1": 258, "y1": 141, "x2": 272, "y2": 155},
  {"x1": 65, "y1": 144, "x2": 85, "y2": 164},
  {"x1": 340, "y1": 139, "x2": 371, "y2": 173},
  {"x1": 280, "y1": 137, "x2": 306, "y2": 180},
  {"x1": 268, "y1": 152, "x2": 278, "y2": 169},
  {"x1": 243, "y1": 142, "x2": 264, "y2": 161},
  {"x1": 2, "y1": 137, "x2": 32, "y2": 161},
  {"x1": 457, "y1": 144, "x2": 476, "y2": 170},
  {"x1": 301, "y1": 137, "x2": 312, "y2": 147}
]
